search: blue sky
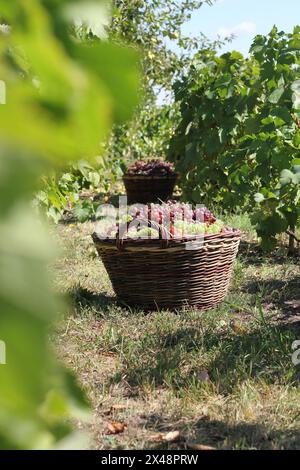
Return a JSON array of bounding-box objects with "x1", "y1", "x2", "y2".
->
[{"x1": 183, "y1": 0, "x2": 300, "y2": 56}]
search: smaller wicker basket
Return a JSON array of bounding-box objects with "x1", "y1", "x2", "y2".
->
[
  {"x1": 92, "y1": 229, "x2": 241, "y2": 311},
  {"x1": 123, "y1": 174, "x2": 178, "y2": 204}
]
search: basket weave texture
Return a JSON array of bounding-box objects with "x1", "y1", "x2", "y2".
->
[
  {"x1": 123, "y1": 174, "x2": 177, "y2": 204},
  {"x1": 92, "y1": 230, "x2": 241, "y2": 311}
]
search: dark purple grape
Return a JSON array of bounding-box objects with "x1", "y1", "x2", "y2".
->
[{"x1": 126, "y1": 159, "x2": 175, "y2": 176}]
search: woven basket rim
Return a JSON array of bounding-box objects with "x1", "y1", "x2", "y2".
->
[
  {"x1": 123, "y1": 173, "x2": 178, "y2": 181},
  {"x1": 92, "y1": 228, "x2": 242, "y2": 251}
]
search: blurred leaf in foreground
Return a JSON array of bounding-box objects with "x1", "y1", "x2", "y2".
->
[{"x1": 0, "y1": 0, "x2": 140, "y2": 449}]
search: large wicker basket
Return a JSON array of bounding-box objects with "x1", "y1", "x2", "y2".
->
[
  {"x1": 92, "y1": 230, "x2": 241, "y2": 311},
  {"x1": 123, "y1": 174, "x2": 178, "y2": 204}
]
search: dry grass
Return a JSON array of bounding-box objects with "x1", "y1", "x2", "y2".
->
[{"x1": 52, "y1": 217, "x2": 300, "y2": 450}]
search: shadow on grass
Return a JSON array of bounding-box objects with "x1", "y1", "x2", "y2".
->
[
  {"x1": 109, "y1": 320, "x2": 300, "y2": 394},
  {"x1": 239, "y1": 240, "x2": 300, "y2": 266},
  {"x1": 132, "y1": 322, "x2": 300, "y2": 449},
  {"x1": 242, "y1": 276, "x2": 300, "y2": 323},
  {"x1": 69, "y1": 286, "x2": 145, "y2": 317},
  {"x1": 143, "y1": 415, "x2": 300, "y2": 450},
  {"x1": 70, "y1": 286, "x2": 117, "y2": 313}
]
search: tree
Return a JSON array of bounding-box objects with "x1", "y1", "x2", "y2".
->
[
  {"x1": 170, "y1": 27, "x2": 300, "y2": 251},
  {"x1": 110, "y1": 0, "x2": 216, "y2": 93},
  {"x1": 107, "y1": 1, "x2": 220, "y2": 159},
  {"x1": 40, "y1": 0, "x2": 221, "y2": 222}
]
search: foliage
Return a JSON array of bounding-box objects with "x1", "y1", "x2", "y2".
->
[
  {"x1": 107, "y1": 0, "x2": 220, "y2": 163},
  {"x1": 248, "y1": 28, "x2": 300, "y2": 250},
  {"x1": 39, "y1": 102, "x2": 179, "y2": 223},
  {"x1": 110, "y1": 0, "x2": 216, "y2": 92},
  {"x1": 170, "y1": 27, "x2": 300, "y2": 250},
  {"x1": 107, "y1": 101, "x2": 180, "y2": 164},
  {"x1": 41, "y1": 0, "x2": 221, "y2": 223},
  {"x1": 0, "y1": 0, "x2": 139, "y2": 449},
  {"x1": 169, "y1": 49, "x2": 258, "y2": 203},
  {"x1": 36, "y1": 159, "x2": 123, "y2": 223}
]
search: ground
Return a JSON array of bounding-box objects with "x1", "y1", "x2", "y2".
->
[{"x1": 52, "y1": 215, "x2": 300, "y2": 450}]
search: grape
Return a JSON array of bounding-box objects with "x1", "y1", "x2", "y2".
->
[
  {"x1": 103, "y1": 202, "x2": 224, "y2": 241},
  {"x1": 194, "y1": 207, "x2": 216, "y2": 224},
  {"x1": 137, "y1": 227, "x2": 159, "y2": 238},
  {"x1": 205, "y1": 220, "x2": 224, "y2": 234},
  {"x1": 174, "y1": 220, "x2": 205, "y2": 237},
  {"x1": 126, "y1": 159, "x2": 175, "y2": 176}
]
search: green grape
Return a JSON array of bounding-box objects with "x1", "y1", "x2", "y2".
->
[
  {"x1": 205, "y1": 220, "x2": 224, "y2": 234},
  {"x1": 120, "y1": 214, "x2": 133, "y2": 223},
  {"x1": 190, "y1": 223, "x2": 206, "y2": 235},
  {"x1": 137, "y1": 227, "x2": 159, "y2": 238},
  {"x1": 174, "y1": 220, "x2": 206, "y2": 236}
]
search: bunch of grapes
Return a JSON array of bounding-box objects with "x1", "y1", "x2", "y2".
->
[
  {"x1": 99, "y1": 202, "x2": 225, "y2": 240},
  {"x1": 193, "y1": 207, "x2": 216, "y2": 224},
  {"x1": 126, "y1": 159, "x2": 175, "y2": 176}
]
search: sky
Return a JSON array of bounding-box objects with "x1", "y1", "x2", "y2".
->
[{"x1": 183, "y1": 0, "x2": 300, "y2": 56}]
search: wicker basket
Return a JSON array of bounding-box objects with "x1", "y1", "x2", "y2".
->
[
  {"x1": 123, "y1": 174, "x2": 178, "y2": 204},
  {"x1": 92, "y1": 230, "x2": 241, "y2": 311}
]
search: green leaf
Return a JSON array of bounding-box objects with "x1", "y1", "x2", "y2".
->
[
  {"x1": 291, "y1": 80, "x2": 300, "y2": 92},
  {"x1": 0, "y1": 0, "x2": 140, "y2": 450},
  {"x1": 293, "y1": 163, "x2": 300, "y2": 173},
  {"x1": 88, "y1": 171, "x2": 100, "y2": 187},
  {"x1": 280, "y1": 169, "x2": 294, "y2": 185},
  {"x1": 258, "y1": 211, "x2": 288, "y2": 236},
  {"x1": 292, "y1": 172, "x2": 300, "y2": 184},
  {"x1": 260, "y1": 235, "x2": 277, "y2": 251},
  {"x1": 254, "y1": 193, "x2": 265, "y2": 203},
  {"x1": 185, "y1": 121, "x2": 193, "y2": 135},
  {"x1": 293, "y1": 132, "x2": 300, "y2": 147},
  {"x1": 268, "y1": 86, "x2": 285, "y2": 104},
  {"x1": 72, "y1": 42, "x2": 141, "y2": 124},
  {"x1": 73, "y1": 201, "x2": 94, "y2": 222},
  {"x1": 185, "y1": 142, "x2": 197, "y2": 164},
  {"x1": 0, "y1": 3, "x2": 141, "y2": 162}
]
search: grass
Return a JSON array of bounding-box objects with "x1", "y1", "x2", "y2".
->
[{"x1": 52, "y1": 216, "x2": 300, "y2": 450}]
